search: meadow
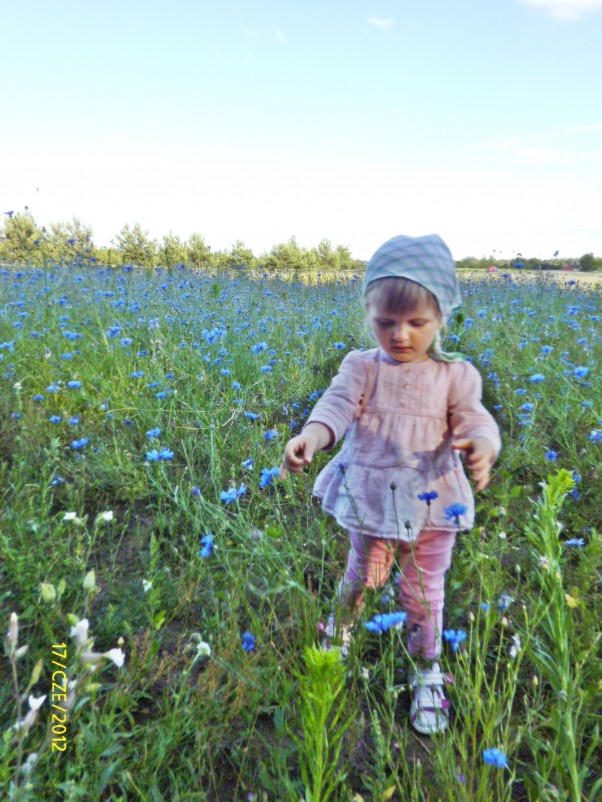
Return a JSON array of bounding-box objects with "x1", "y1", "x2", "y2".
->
[{"x1": 0, "y1": 263, "x2": 601, "y2": 802}]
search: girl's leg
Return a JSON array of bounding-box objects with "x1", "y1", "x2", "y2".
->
[
  {"x1": 337, "y1": 530, "x2": 397, "y2": 615},
  {"x1": 397, "y1": 529, "x2": 456, "y2": 661}
]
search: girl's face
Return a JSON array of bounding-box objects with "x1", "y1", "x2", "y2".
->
[{"x1": 368, "y1": 300, "x2": 442, "y2": 364}]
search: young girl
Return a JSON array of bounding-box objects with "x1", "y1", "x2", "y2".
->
[{"x1": 281, "y1": 234, "x2": 501, "y2": 735}]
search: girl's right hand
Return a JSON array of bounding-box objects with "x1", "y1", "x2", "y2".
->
[
  {"x1": 281, "y1": 435, "x2": 314, "y2": 477},
  {"x1": 280, "y1": 423, "x2": 333, "y2": 478}
]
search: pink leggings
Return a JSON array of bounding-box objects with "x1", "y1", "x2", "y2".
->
[{"x1": 339, "y1": 529, "x2": 456, "y2": 660}]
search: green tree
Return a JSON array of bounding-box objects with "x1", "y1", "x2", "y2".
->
[
  {"x1": 43, "y1": 217, "x2": 94, "y2": 263},
  {"x1": 579, "y1": 252, "x2": 595, "y2": 272},
  {"x1": 0, "y1": 210, "x2": 42, "y2": 263},
  {"x1": 115, "y1": 223, "x2": 157, "y2": 267},
  {"x1": 266, "y1": 236, "x2": 309, "y2": 271},
  {"x1": 161, "y1": 233, "x2": 188, "y2": 267},
  {"x1": 186, "y1": 233, "x2": 211, "y2": 268},
  {"x1": 228, "y1": 240, "x2": 256, "y2": 270}
]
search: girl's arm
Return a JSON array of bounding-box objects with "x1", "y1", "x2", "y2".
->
[
  {"x1": 448, "y1": 362, "x2": 501, "y2": 490},
  {"x1": 301, "y1": 350, "x2": 372, "y2": 449},
  {"x1": 281, "y1": 422, "x2": 334, "y2": 476}
]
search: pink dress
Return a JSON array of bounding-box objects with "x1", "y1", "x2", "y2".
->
[{"x1": 305, "y1": 348, "x2": 501, "y2": 540}]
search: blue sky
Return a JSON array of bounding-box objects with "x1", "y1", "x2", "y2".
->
[{"x1": 2, "y1": 0, "x2": 602, "y2": 260}]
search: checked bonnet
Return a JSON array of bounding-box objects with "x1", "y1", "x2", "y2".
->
[{"x1": 363, "y1": 234, "x2": 462, "y2": 321}]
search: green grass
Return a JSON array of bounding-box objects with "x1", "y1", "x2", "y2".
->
[{"x1": 0, "y1": 264, "x2": 600, "y2": 801}]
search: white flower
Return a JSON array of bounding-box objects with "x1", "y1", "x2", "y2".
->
[
  {"x1": 142, "y1": 579, "x2": 153, "y2": 592},
  {"x1": 96, "y1": 510, "x2": 114, "y2": 523},
  {"x1": 103, "y1": 648, "x2": 126, "y2": 667},
  {"x1": 63, "y1": 512, "x2": 78, "y2": 521},
  {"x1": 7, "y1": 611, "x2": 19, "y2": 649},
  {"x1": 196, "y1": 641, "x2": 211, "y2": 659},
  {"x1": 510, "y1": 633, "x2": 522, "y2": 658},
  {"x1": 70, "y1": 618, "x2": 90, "y2": 645},
  {"x1": 28, "y1": 694, "x2": 46, "y2": 712}
]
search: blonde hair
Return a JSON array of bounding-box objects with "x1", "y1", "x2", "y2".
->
[{"x1": 364, "y1": 277, "x2": 448, "y2": 360}]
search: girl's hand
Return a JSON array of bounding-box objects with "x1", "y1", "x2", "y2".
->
[
  {"x1": 280, "y1": 423, "x2": 333, "y2": 479},
  {"x1": 452, "y1": 437, "x2": 496, "y2": 491}
]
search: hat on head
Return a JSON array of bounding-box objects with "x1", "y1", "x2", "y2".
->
[{"x1": 363, "y1": 234, "x2": 462, "y2": 320}]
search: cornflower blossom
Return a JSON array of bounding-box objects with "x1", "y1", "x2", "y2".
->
[
  {"x1": 200, "y1": 534, "x2": 214, "y2": 558},
  {"x1": 71, "y1": 438, "x2": 89, "y2": 450},
  {"x1": 146, "y1": 447, "x2": 174, "y2": 462},
  {"x1": 443, "y1": 629, "x2": 467, "y2": 652},
  {"x1": 241, "y1": 632, "x2": 256, "y2": 652},
  {"x1": 482, "y1": 748, "x2": 508, "y2": 768},
  {"x1": 417, "y1": 490, "x2": 439, "y2": 505},
  {"x1": 545, "y1": 450, "x2": 558, "y2": 462},
  {"x1": 444, "y1": 503, "x2": 467, "y2": 525},
  {"x1": 68, "y1": 416, "x2": 79, "y2": 425},
  {"x1": 264, "y1": 429, "x2": 278, "y2": 442},
  {"x1": 146, "y1": 427, "x2": 162, "y2": 439},
  {"x1": 364, "y1": 611, "x2": 407, "y2": 633},
  {"x1": 66, "y1": 380, "x2": 82, "y2": 389},
  {"x1": 259, "y1": 467, "x2": 280, "y2": 488},
  {"x1": 530, "y1": 374, "x2": 545, "y2": 383},
  {"x1": 241, "y1": 458, "x2": 255, "y2": 470},
  {"x1": 497, "y1": 593, "x2": 513, "y2": 611},
  {"x1": 220, "y1": 484, "x2": 247, "y2": 504},
  {"x1": 564, "y1": 538, "x2": 584, "y2": 548},
  {"x1": 574, "y1": 367, "x2": 589, "y2": 379}
]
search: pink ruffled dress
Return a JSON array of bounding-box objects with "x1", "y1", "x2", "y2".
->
[{"x1": 305, "y1": 348, "x2": 501, "y2": 540}]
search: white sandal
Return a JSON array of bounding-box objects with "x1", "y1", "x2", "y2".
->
[{"x1": 409, "y1": 662, "x2": 451, "y2": 735}]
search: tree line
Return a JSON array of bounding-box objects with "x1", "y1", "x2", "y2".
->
[
  {"x1": 0, "y1": 210, "x2": 365, "y2": 272},
  {"x1": 1, "y1": 209, "x2": 600, "y2": 271}
]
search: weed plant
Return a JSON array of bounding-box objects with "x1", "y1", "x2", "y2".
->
[{"x1": 0, "y1": 264, "x2": 600, "y2": 800}]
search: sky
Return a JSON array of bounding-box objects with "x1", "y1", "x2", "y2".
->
[{"x1": 1, "y1": 0, "x2": 602, "y2": 261}]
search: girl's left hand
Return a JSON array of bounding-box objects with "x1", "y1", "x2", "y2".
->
[{"x1": 452, "y1": 437, "x2": 496, "y2": 491}]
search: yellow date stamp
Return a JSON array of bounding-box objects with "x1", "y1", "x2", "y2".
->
[{"x1": 50, "y1": 643, "x2": 68, "y2": 752}]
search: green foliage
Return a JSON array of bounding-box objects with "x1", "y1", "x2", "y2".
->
[
  {"x1": 115, "y1": 223, "x2": 157, "y2": 267},
  {"x1": 0, "y1": 211, "x2": 42, "y2": 263}
]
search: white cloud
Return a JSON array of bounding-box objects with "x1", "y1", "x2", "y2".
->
[
  {"x1": 366, "y1": 16, "x2": 396, "y2": 29},
  {"x1": 516, "y1": 0, "x2": 602, "y2": 21}
]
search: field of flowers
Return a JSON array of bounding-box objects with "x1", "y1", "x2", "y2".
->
[{"x1": 1, "y1": 263, "x2": 601, "y2": 802}]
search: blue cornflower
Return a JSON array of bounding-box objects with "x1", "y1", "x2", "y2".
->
[
  {"x1": 50, "y1": 475, "x2": 65, "y2": 486},
  {"x1": 11, "y1": 412, "x2": 20, "y2": 419},
  {"x1": 251, "y1": 342, "x2": 268, "y2": 354},
  {"x1": 241, "y1": 632, "x2": 256, "y2": 652},
  {"x1": 49, "y1": 415, "x2": 62, "y2": 424},
  {"x1": 497, "y1": 593, "x2": 514, "y2": 611},
  {"x1": 574, "y1": 366, "x2": 589, "y2": 379},
  {"x1": 146, "y1": 427, "x2": 162, "y2": 439},
  {"x1": 220, "y1": 484, "x2": 247, "y2": 503},
  {"x1": 444, "y1": 503, "x2": 468, "y2": 525},
  {"x1": 364, "y1": 611, "x2": 407, "y2": 633},
  {"x1": 443, "y1": 629, "x2": 467, "y2": 652},
  {"x1": 156, "y1": 391, "x2": 167, "y2": 399},
  {"x1": 482, "y1": 748, "x2": 508, "y2": 768},
  {"x1": 244, "y1": 411, "x2": 259, "y2": 420},
  {"x1": 158, "y1": 447, "x2": 174, "y2": 461},
  {"x1": 332, "y1": 342, "x2": 346, "y2": 349},
  {"x1": 417, "y1": 491, "x2": 439, "y2": 505},
  {"x1": 130, "y1": 371, "x2": 145, "y2": 378},
  {"x1": 191, "y1": 485, "x2": 203, "y2": 497},
  {"x1": 68, "y1": 415, "x2": 79, "y2": 425},
  {"x1": 515, "y1": 388, "x2": 526, "y2": 395},
  {"x1": 71, "y1": 438, "x2": 89, "y2": 450},
  {"x1": 259, "y1": 466, "x2": 280, "y2": 488},
  {"x1": 232, "y1": 381, "x2": 241, "y2": 390},
  {"x1": 200, "y1": 534, "x2": 214, "y2": 558},
  {"x1": 264, "y1": 429, "x2": 278, "y2": 441},
  {"x1": 241, "y1": 458, "x2": 255, "y2": 470},
  {"x1": 32, "y1": 395, "x2": 44, "y2": 401},
  {"x1": 530, "y1": 374, "x2": 545, "y2": 383},
  {"x1": 47, "y1": 383, "x2": 60, "y2": 393},
  {"x1": 545, "y1": 450, "x2": 558, "y2": 462},
  {"x1": 146, "y1": 449, "x2": 161, "y2": 462},
  {"x1": 66, "y1": 380, "x2": 82, "y2": 389},
  {"x1": 589, "y1": 430, "x2": 602, "y2": 443},
  {"x1": 520, "y1": 403, "x2": 534, "y2": 412},
  {"x1": 260, "y1": 365, "x2": 272, "y2": 373},
  {"x1": 540, "y1": 345, "x2": 554, "y2": 355},
  {"x1": 221, "y1": 369, "x2": 231, "y2": 376},
  {"x1": 564, "y1": 538, "x2": 584, "y2": 548}
]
